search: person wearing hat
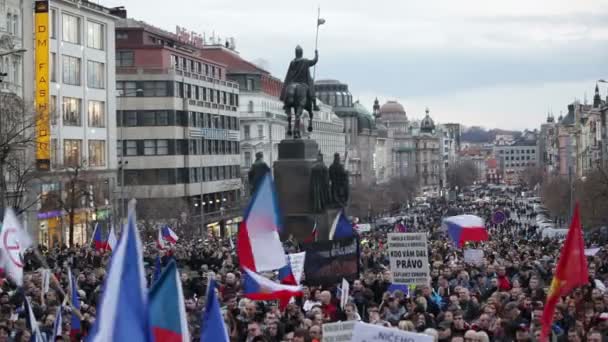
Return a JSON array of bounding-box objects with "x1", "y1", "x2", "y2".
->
[{"x1": 437, "y1": 321, "x2": 453, "y2": 342}]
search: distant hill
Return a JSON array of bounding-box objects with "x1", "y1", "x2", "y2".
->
[{"x1": 461, "y1": 126, "x2": 522, "y2": 143}]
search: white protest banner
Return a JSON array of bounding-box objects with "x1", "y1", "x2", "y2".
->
[
  {"x1": 463, "y1": 249, "x2": 484, "y2": 265},
  {"x1": 585, "y1": 248, "x2": 601, "y2": 256},
  {"x1": 388, "y1": 233, "x2": 430, "y2": 286},
  {"x1": 340, "y1": 278, "x2": 349, "y2": 309},
  {"x1": 288, "y1": 252, "x2": 306, "y2": 284},
  {"x1": 322, "y1": 321, "x2": 356, "y2": 342},
  {"x1": 355, "y1": 223, "x2": 371, "y2": 233},
  {"x1": 351, "y1": 321, "x2": 433, "y2": 342}
]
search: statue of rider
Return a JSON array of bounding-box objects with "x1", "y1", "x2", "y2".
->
[{"x1": 280, "y1": 45, "x2": 319, "y2": 114}]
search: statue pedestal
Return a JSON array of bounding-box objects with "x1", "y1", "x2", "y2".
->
[{"x1": 274, "y1": 139, "x2": 320, "y2": 242}]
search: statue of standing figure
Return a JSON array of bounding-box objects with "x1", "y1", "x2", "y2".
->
[
  {"x1": 329, "y1": 153, "x2": 349, "y2": 208},
  {"x1": 248, "y1": 152, "x2": 270, "y2": 195},
  {"x1": 310, "y1": 152, "x2": 330, "y2": 213},
  {"x1": 280, "y1": 45, "x2": 319, "y2": 139}
]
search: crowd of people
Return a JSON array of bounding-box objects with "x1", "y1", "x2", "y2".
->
[{"x1": 1, "y1": 186, "x2": 608, "y2": 342}]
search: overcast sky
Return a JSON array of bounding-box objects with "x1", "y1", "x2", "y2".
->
[{"x1": 101, "y1": 0, "x2": 608, "y2": 130}]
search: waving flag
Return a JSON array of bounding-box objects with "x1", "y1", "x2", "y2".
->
[
  {"x1": 149, "y1": 260, "x2": 189, "y2": 342},
  {"x1": 157, "y1": 228, "x2": 167, "y2": 250},
  {"x1": 242, "y1": 268, "x2": 302, "y2": 303},
  {"x1": 540, "y1": 204, "x2": 588, "y2": 341},
  {"x1": 200, "y1": 277, "x2": 229, "y2": 342},
  {"x1": 68, "y1": 269, "x2": 81, "y2": 339},
  {"x1": 303, "y1": 221, "x2": 318, "y2": 243},
  {"x1": 394, "y1": 222, "x2": 407, "y2": 233},
  {"x1": 92, "y1": 223, "x2": 108, "y2": 251},
  {"x1": 51, "y1": 304, "x2": 62, "y2": 342},
  {"x1": 278, "y1": 256, "x2": 297, "y2": 286},
  {"x1": 89, "y1": 201, "x2": 150, "y2": 342},
  {"x1": 107, "y1": 225, "x2": 118, "y2": 251},
  {"x1": 161, "y1": 226, "x2": 179, "y2": 244},
  {"x1": 443, "y1": 215, "x2": 488, "y2": 247},
  {"x1": 237, "y1": 173, "x2": 287, "y2": 272},
  {"x1": 329, "y1": 211, "x2": 353, "y2": 240},
  {"x1": 24, "y1": 296, "x2": 44, "y2": 342},
  {"x1": 0, "y1": 208, "x2": 32, "y2": 286}
]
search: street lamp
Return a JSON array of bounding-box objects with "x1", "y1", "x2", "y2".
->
[{"x1": 116, "y1": 88, "x2": 143, "y2": 224}]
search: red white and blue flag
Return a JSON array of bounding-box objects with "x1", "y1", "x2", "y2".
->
[
  {"x1": 443, "y1": 215, "x2": 489, "y2": 247},
  {"x1": 91, "y1": 223, "x2": 108, "y2": 251},
  {"x1": 89, "y1": 201, "x2": 150, "y2": 342},
  {"x1": 242, "y1": 268, "x2": 302, "y2": 303},
  {"x1": 157, "y1": 228, "x2": 167, "y2": 250},
  {"x1": 200, "y1": 277, "x2": 229, "y2": 342},
  {"x1": 161, "y1": 226, "x2": 179, "y2": 244},
  {"x1": 68, "y1": 268, "x2": 81, "y2": 339},
  {"x1": 237, "y1": 174, "x2": 287, "y2": 272},
  {"x1": 149, "y1": 260, "x2": 189, "y2": 342}
]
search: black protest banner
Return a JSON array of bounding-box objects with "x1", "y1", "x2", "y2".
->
[{"x1": 301, "y1": 237, "x2": 360, "y2": 286}]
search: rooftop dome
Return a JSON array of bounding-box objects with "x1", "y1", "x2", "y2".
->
[
  {"x1": 353, "y1": 101, "x2": 376, "y2": 132},
  {"x1": 420, "y1": 108, "x2": 435, "y2": 133},
  {"x1": 378, "y1": 100, "x2": 407, "y2": 123}
]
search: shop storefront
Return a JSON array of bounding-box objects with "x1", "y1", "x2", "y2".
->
[{"x1": 206, "y1": 216, "x2": 242, "y2": 238}]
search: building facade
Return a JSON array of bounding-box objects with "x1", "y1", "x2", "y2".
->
[
  {"x1": 22, "y1": 0, "x2": 119, "y2": 246},
  {"x1": 114, "y1": 18, "x2": 242, "y2": 232},
  {"x1": 494, "y1": 132, "x2": 539, "y2": 184}
]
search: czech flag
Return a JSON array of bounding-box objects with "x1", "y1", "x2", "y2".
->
[
  {"x1": 68, "y1": 269, "x2": 81, "y2": 339},
  {"x1": 443, "y1": 215, "x2": 488, "y2": 247},
  {"x1": 302, "y1": 221, "x2": 318, "y2": 243},
  {"x1": 161, "y1": 226, "x2": 179, "y2": 244},
  {"x1": 329, "y1": 211, "x2": 354, "y2": 240},
  {"x1": 242, "y1": 268, "x2": 302, "y2": 303},
  {"x1": 278, "y1": 256, "x2": 297, "y2": 286},
  {"x1": 200, "y1": 277, "x2": 229, "y2": 342},
  {"x1": 149, "y1": 260, "x2": 190, "y2": 342},
  {"x1": 107, "y1": 225, "x2": 118, "y2": 251},
  {"x1": 237, "y1": 173, "x2": 287, "y2": 272},
  {"x1": 157, "y1": 228, "x2": 167, "y2": 250},
  {"x1": 92, "y1": 223, "x2": 108, "y2": 251}
]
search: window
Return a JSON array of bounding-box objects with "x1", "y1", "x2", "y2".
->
[
  {"x1": 87, "y1": 61, "x2": 104, "y2": 88},
  {"x1": 244, "y1": 125, "x2": 250, "y2": 139},
  {"x1": 142, "y1": 112, "x2": 155, "y2": 126},
  {"x1": 244, "y1": 152, "x2": 252, "y2": 167},
  {"x1": 157, "y1": 111, "x2": 169, "y2": 125},
  {"x1": 157, "y1": 140, "x2": 168, "y2": 155},
  {"x1": 62, "y1": 13, "x2": 80, "y2": 44},
  {"x1": 125, "y1": 111, "x2": 137, "y2": 126},
  {"x1": 143, "y1": 81, "x2": 168, "y2": 96},
  {"x1": 248, "y1": 101, "x2": 254, "y2": 113},
  {"x1": 117, "y1": 140, "x2": 122, "y2": 157},
  {"x1": 171, "y1": 55, "x2": 178, "y2": 69},
  {"x1": 50, "y1": 95, "x2": 57, "y2": 124},
  {"x1": 116, "y1": 32, "x2": 128, "y2": 40},
  {"x1": 87, "y1": 21, "x2": 104, "y2": 50},
  {"x1": 62, "y1": 55, "x2": 81, "y2": 85},
  {"x1": 88, "y1": 101, "x2": 105, "y2": 127},
  {"x1": 116, "y1": 81, "x2": 137, "y2": 96},
  {"x1": 88, "y1": 140, "x2": 106, "y2": 167},
  {"x1": 144, "y1": 140, "x2": 155, "y2": 155},
  {"x1": 116, "y1": 51, "x2": 134, "y2": 67},
  {"x1": 50, "y1": 53, "x2": 56, "y2": 82},
  {"x1": 63, "y1": 139, "x2": 82, "y2": 167},
  {"x1": 13, "y1": 14, "x2": 18, "y2": 37},
  {"x1": 126, "y1": 140, "x2": 137, "y2": 156},
  {"x1": 257, "y1": 125, "x2": 263, "y2": 138},
  {"x1": 62, "y1": 97, "x2": 81, "y2": 126},
  {"x1": 50, "y1": 9, "x2": 56, "y2": 38}
]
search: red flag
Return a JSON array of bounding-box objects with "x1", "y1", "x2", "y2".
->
[{"x1": 540, "y1": 203, "x2": 588, "y2": 341}]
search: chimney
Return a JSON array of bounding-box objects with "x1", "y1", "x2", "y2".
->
[{"x1": 110, "y1": 6, "x2": 127, "y2": 19}]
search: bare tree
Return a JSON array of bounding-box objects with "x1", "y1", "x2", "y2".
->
[
  {"x1": 520, "y1": 165, "x2": 544, "y2": 189},
  {"x1": 348, "y1": 176, "x2": 418, "y2": 219},
  {"x1": 0, "y1": 93, "x2": 36, "y2": 210},
  {"x1": 447, "y1": 160, "x2": 479, "y2": 190},
  {"x1": 541, "y1": 176, "x2": 570, "y2": 221},
  {"x1": 576, "y1": 169, "x2": 608, "y2": 228}
]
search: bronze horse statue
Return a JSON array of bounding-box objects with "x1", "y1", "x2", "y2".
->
[{"x1": 284, "y1": 82, "x2": 313, "y2": 139}]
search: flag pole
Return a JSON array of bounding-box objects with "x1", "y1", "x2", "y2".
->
[{"x1": 313, "y1": 5, "x2": 320, "y2": 82}]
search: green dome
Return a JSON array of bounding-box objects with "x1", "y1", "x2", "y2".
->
[{"x1": 353, "y1": 102, "x2": 376, "y2": 131}]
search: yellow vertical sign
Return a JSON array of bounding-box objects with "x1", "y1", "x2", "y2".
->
[{"x1": 35, "y1": 0, "x2": 50, "y2": 171}]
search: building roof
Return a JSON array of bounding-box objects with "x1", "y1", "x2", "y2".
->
[
  {"x1": 354, "y1": 102, "x2": 376, "y2": 131},
  {"x1": 379, "y1": 101, "x2": 405, "y2": 115},
  {"x1": 420, "y1": 109, "x2": 435, "y2": 133},
  {"x1": 201, "y1": 47, "x2": 270, "y2": 75}
]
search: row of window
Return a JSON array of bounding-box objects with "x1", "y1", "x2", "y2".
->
[
  {"x1": 117, "y1": 139, "x2": 240, "y2": 156},
  {"x1": 170, "y1": 54, "x2": 223, "y2": 80},
  {"x1": 122, "y1": 165, "x2": 240, "y2": 186},
  {"x1": 53, "y1": 96, "x2": 105, "y2": 127},
  {"x1": 57, "y1": 139, "x2": 106, "y2": 168},
  {"x1": 498, "y1": 149, "x2": 536, "y2": 154},
  {"x1": 116, "y1": 110, "x2": 239, "y2": 130},
  {"x1": 504, "y1": 155, "x2": 534, "y2": 161},
  {"x1": 505, "y1": 162, "x2": 536, "y2": 168},
  {"x1": 50, "y1": 9, "x2": 105, "y2": 50},
  {"x1": 5, "y1": 12, "x2": 19, "y2": 37},
  {"x1": 115, "y1": 81, "x2": 240, "y2": 107},
  {"x1": 50, "y1": 53, "x2": 105, "y2": 88}
]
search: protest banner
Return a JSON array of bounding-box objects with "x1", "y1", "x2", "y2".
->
[
  {"x1": 340, "y1": 278, "x2": 349, "y2": 309},
  {"x1": 355, "y1": 223, "x2": 371, "y2": 233},
  {"x1": 322, "y1": 321, "x2": 355, "y2": 342},
  {"x1": 387, "y1": 233, "x2": 429, "y2": 287},
  {"x1": 351, "y1": 322, "x2": 433, "y2": 342},
  {"x1": 302, "y1": 237, "x2": 359, "y2": 286},
  {"x1": 463, "y1": 249, "x2": 484, "y2": 265},
  {"x1": 288, "y1": 252, "x2": 306, "y2": 284},
  {"x1": 584, "y1": 247, "x2": 601, "y2": 256}
]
